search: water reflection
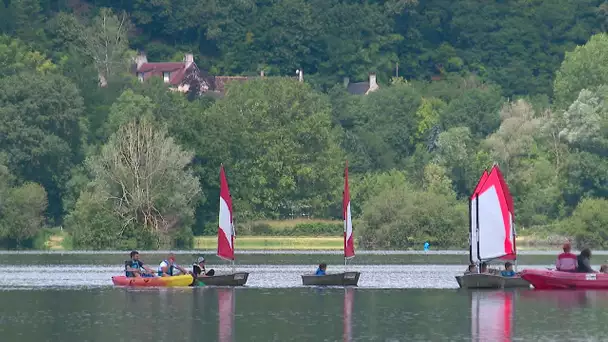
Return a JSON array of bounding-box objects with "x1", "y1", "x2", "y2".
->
[
  {"x1": 471, "y1": 291, "x2": 514, "y2": 342},
  {"x1": 343, "y1": 288, "x2": 353, "y2": 342},
  {"x1": 218, "y1": 288, "x2": 235, "y2": 342}
]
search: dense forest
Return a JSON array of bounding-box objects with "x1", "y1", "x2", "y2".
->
[{"x1": 0, "y1": 0, "x2": 607, "y2": 250}]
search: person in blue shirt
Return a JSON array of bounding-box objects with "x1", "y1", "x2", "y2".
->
[
  {"x1": 315, "y1": 263, "x2": 327, "y2": 276},
  {"x1": 500, "y1": 262, "x2": 516, "y2": 277},
  {"x1": 423, "y1": 242, "x2": 430, "y2": 252}
]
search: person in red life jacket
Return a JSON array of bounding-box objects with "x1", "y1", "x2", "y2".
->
[{"x1": 555, "y1": 242, "x2": 577, "y2": 272}]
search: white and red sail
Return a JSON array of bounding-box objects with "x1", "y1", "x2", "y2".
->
[
  {"x1": 218, "y1": 164, "x2": 235, "y2": 261},
  {"x1": 494, "y1": 166, "x2": 516, "y2": 261},
  {"x1": 343, "y1": 161, "x2": 355, "y2": 259},
  {"x1": 469, "y1": 170, "x2": 489, "y2": 264},
  {"x1": 474, "y1": 165, "x2": 516, "y2": 261}
]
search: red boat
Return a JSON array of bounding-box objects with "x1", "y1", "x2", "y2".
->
[{"x1": 520, "y1": 269, "x2": 608, "y2": 289}]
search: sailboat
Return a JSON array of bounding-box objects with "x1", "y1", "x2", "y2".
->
[
  {"x1": 456, "y1": 165, "x2": 529, "y2": 289},
  {"x1": 196, "y1": 164, "x2": 249, "y2": 286},
  {"x1": 302, "y1": 161, "x2": 361, "y2": 286}
]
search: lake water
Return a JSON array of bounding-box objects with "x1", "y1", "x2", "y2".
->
[{"x1": 1, "y1": 251, "x2": 608, "y2": 341}]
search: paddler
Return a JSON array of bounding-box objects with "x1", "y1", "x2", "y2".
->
[
  {"x1": 125, "y1": 251, "x2": 156, "y2": 278},
  {"x1": 158, "y1": 253, "x2": 188, "y2": 277}
]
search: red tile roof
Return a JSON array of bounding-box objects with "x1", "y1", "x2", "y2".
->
[{"x1": 136, "y1": 62, "x2": 191, "y2": 85}]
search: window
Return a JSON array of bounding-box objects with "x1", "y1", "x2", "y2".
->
[
  {"x1": 163, "y1": 72, "x2": 170, "y2": 83},
  {"x1": 137, "y1": 72, "x2": 144, "y2": 82}
]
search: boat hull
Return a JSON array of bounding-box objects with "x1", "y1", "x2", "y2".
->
[
  {"x1": 301, "y1": 272, "x2": 360, "y2": 286},
  {"x1": 520, "y1": 269, "x2": 608, "y2": 290},
  {"x1": 112, "y1": 274, "x2": 194, "y2": 287},
  {"x1": 456, "y1": 273, "x2": 530, "y2": 289},
  {"x1": 194, "y1": 273, "x2": 249, "y2": 286}
]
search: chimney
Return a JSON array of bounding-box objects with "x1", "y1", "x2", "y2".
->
[
  {"x1": 343, "y1": 77, "x2": 350, "y2": 88},
  {"x1": 368, "y1": 73, "x2": 379, "y2": 92},
  {"x1": 184, "y1": 53, "x2": 194, "y2": 68},
  {"x1": 135, "y1": 52, "x2": 148, "y2": 69}
]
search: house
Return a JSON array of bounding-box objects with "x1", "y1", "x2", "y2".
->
[
  {"x1": 344, "y1": 73, "x2": 380, "y2": 95},
  {"x1": 132, "y1": 52, "x2": 250, "y2": 96}
]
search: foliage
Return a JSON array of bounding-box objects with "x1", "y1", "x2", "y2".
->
[
  {"x1": 0, "y1": 0, "x2": 608, "y2": 250},
  {"x1": 562, "y1": 198, "x2": 608, "y2": 250},
  {"x1": 73, "y1": 117, "x2": 201, "y2": 248}
]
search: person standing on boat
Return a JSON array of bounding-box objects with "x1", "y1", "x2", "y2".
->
[
  {"x1": 555, "y1": 242, "x2": 577, "y2": 272},
  {"x1": 576, "y1": 248, "x2": 596, "y2": 273},
  {"x1": 125, "y1": 251, "x2": 156, "y2": 278},
  {"x1": 315, "y1": 263, "x2": 327, "y2": 276},
  {"x1": 158, "y1": 253, "x2": 188, "y2": 277}
]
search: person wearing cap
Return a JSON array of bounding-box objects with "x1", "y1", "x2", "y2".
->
[
  {"x1": 125, "y1": 251, "x2": 156, "y2": 278},
  {"x1": 191, "y1": 256, "x2": 215, "y2": 278},
  {"x1": 556, "y1": 243, "x2": 577, "y2": 272},
  {"x1": 157, "y1": 253, "x2": 188, "y2": 277}
]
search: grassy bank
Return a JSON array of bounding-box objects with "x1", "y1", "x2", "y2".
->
[
  {"x1": 194, "y1": 236, "x2": 344, "y2": 250},
  {"x1": 40, "y1": 219, "x2": 569, "y2": 251}
]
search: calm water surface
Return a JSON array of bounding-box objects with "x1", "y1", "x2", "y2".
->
[{"x1": 0, "y1": 252, "x2": 606, "y2": 341}]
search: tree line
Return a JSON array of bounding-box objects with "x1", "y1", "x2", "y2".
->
[{"x1": 0, "y1": 3, "x2": 606, "y2": 249}]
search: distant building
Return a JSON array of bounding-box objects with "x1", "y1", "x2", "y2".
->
[
  {"x1": 344, "y1": 73, "x2": 380, "y2": 95},
  {"x1": 132, "y1": 52, "x2": 249, "y2": 96}
]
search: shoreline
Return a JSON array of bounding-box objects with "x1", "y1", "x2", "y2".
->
[{"x1": 36, "y1": 233, "x2": 568, "y2": 252}]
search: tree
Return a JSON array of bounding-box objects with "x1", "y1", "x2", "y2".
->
[
  {"x1": 440, "y1": 87, "x2": 503, "y2": 138},
  {"x1": 554, "y1": 33, "x2": 608, "y2": 109},
  {"x1": 0, "y1": 163, "x2": 47, "y2": 249},
  {"x1": 358, "y1": 178, "x2": 467, "y2": 249},
  {"x1": 200, "y1": 77, "x2": 343, "y2": 221},
  {"x1": 562, "y1": 198, "x2": 608, "y2": 249},
  {"x1": 82, "y1": 8, "x2": 132, "y2": 86},
  {"x1": 0, "y1": 72, "x2": 85, "y2": 223},
  {"x1": 0, "y1": 35, "x2": 56, "y2": 77},
  {"x1": 83, "y1": 117, "x2": 201, "y2": 247},
  {"x1": 484, "y1": 99, "x2": 542, "y2": 178}
]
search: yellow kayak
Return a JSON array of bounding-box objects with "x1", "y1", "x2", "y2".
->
[{"x1": 112, "y1": 274, "x2": 194, "y2": 287}]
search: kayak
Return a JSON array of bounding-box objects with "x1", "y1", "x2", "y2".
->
[
  {"x1": 112, "y1": 274, "x2": 194, "y2": 287},
  {"x1": 520, "y1": 269, "x2": 608, "y2": 289}
]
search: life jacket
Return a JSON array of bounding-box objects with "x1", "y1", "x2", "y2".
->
[
  {"x1": 158, "y1": 260, "x2": 175, "y2": 276},
  {"x1": 125, "y1": 260, "x2": 141, "y2": 277},
  {"x1": 556, "y1": 252, "x2": 577, "y2": 272}
]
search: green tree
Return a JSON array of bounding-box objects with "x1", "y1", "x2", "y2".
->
[
  {"x1": 562, "y1": 198, "x2": 608, "y2": 249},
  {"x1": 79, "y1": 117, "x2": 201, "y2": 247},
  {"x1": 200, "y1": 77, "x2": 343, "y2": 221},
  {"x1": 554, "y1": 33, "x2": 608, "y2": 109},
  {"x1": 0, "y1": 72, "x2": 85, "y2": 223}
]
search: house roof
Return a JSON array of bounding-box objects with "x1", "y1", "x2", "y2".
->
[
  {"x1": 136, "y1": 62, "x2": 192, "y2": 86},
  {"x1": 347, "y1": 82, "x2": 371, "y2": 95}
]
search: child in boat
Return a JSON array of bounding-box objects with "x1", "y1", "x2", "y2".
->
[
  {"x1": 600, "y1": 264, "x2": 608, "y2": 273},
  {"x1": 191, "y1": 256, "x2": 215, "y2": 278},
  {"x1": 464, "y1": 264, "x2": 477, "y2": 274},
  {"x1": 315, "y1": 263, "x2": 327, "y2": 276},
  {"x1": 500, "y1": 262, "x2": 516, "y2": 277}
]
